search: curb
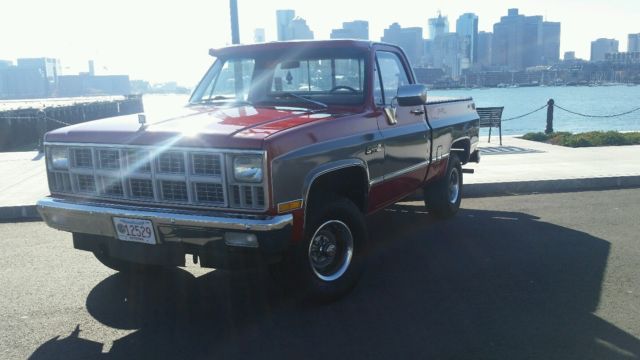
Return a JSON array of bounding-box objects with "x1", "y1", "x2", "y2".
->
[
  {"x1": 464, "y1": 175, "x2": 640, "y2": 198},
  {"x1": 0, "y1": 205, "x2": 40, "y2": 222}
]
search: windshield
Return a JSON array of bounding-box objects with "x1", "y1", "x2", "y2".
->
[{"x1": 189, "y1": 49, "x2": 367, "y2": 107}]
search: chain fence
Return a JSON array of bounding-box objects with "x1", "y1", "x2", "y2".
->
[{"x1": 496, "y1": 101, "x2": 640, "y2": 122}]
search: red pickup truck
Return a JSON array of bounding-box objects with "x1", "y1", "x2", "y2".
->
[{"x1": 38, "y1": 40, "x2": 480, "y2": 301}]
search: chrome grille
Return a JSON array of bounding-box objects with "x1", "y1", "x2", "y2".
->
[
  {"x1": 46, "y1": 144, "x2": 267, "y2": 211},
  {"x1": 160, "y1": 180, "x2": 189, "y2": 201},
  {"x1": 130, "y1": 178, "x2": 154, "y2": 199},
  {"x1": 230, "y1": 184, "x2": 265, "y2": 209},
  {"x1": 126, "y1": 150, "x2": 151, "y2": 173},
  {"x1": 192, "y1": 153, "x2": 222, "y2": 176},
  {"x1": 100, "y1": 176, "x2": 124, "y2": 197},
  {"x1": 158, "y1": 152, "x2": 185, "y2": 174},
  {"x1": 194, "y1": 183, "x2": 224, "y2": 204},
  {"x1": 161, "y1": 181, "x2": 188, "y2": 202},
  {"x1": 98, "y1": 150, "x2": 120, "y2": 169},
  {"x1": 72, "y1": 148, "x2": 93, "y2": 168},
  {"x1": 76, "y1": 174, "x2": 96, "y2": 193},
  {"x1": 49, "y1": 172, "x2": 72, "y2": 192}
]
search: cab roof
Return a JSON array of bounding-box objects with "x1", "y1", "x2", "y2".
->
[{"x1": 209, "y1": 39, "x2": 401, "y2": 57}]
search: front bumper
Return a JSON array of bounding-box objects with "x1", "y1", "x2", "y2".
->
[{"x1": 37, "y1": 197, "x2": 293, "y2": 268}]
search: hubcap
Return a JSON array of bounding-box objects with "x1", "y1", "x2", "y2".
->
[
  {"x1": 308, "y1": 220, "x2": 354, "y2": 282},
  {"x1": 448, "y1": 168, "x2": 460, "y2": 204}
]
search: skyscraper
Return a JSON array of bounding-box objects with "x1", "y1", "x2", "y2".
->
[
  {"x1": 590, "y1": 38, "x2": 619, "y2": 62},
  {"x1": 381, "y1": 23, "x2": 424, "y2": 65},
  {"x1": 276, "y1": 9, "x2": 295, "y2": 41},
  {"x1": 428, "y1": 13, "x2": 449, "y2": 40},
  {"x1": 629, "y1": 33, "x2": 640, "y2": 52},
  {"x1": 330, "y1": 21, "x2": 369, "y2": 40},
  {"x1": 456, "y1": 13, "x2": 478, "y2": 64},
  {"x1": 288, "y1": 17, "x2": 314, "y2": 40},
  {"x1": 275, "y1": 10, "x2": 314, "y2": 41},
  {"x1": 542, "y1": 22, "x2": 561, "y2": 65},
  {"x1": 477, "y1": 31, "x2": 493, "y2": 67},
  {"x1": 431, "y1": 33, "x2": 467, "y2": 79},
  {"x1": 492, "y1": 9, "x2": 558, "y2": 70},
  {"x1": 564, "y1": 51, "x2": 576, "y2": 61}
]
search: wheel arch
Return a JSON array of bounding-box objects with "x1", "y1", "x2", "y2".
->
[
  {"x1": 303, "y1": 160, "x2": 370, "y2": 228},
  {"x1": 450, "y1": 137, "x2": 471, "y2": 164}
]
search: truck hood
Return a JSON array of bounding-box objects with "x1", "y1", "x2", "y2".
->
[{"x1": 45, "y1": 105, "x2": 341, "y2": 149}]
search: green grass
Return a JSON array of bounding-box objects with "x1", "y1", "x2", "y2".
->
[{"x1": 521, "y1": 131, "x2": 640, "y2": 147}]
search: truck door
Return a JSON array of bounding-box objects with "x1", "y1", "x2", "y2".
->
[{"x1": 371, "y1": 50, "x2": 431, "y2": 204}]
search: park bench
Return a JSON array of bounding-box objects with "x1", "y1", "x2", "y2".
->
[{"x1": 477, "y1": 107, "x2": 504, "y2": 145}]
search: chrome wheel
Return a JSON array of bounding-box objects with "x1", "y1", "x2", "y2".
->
[
  {"x1": 448, "y1": 167, "x2": 460, "y2": 204},
  {"x1": 308, "y1": 220, "x2": 354, "y2": 282}
]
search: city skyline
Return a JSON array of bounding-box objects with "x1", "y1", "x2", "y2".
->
[{"x1": 2, "y1": 0, "x2": 639, "y2": 85}]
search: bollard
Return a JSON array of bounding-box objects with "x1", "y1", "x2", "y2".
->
[
  {"x1": 546, "y1": 99, "x2": 554, "y2": 134},
  {"x1": 38, "y1": 110, "x2": 46, "y2": 152}
]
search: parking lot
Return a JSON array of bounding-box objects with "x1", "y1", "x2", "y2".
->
[{"x1": 1, "y1": 188, "x2": 640, "y2": 359}]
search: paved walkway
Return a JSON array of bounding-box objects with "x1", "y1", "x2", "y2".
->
[
  {"x1": 0, "y1": 151, "x2": 47, "y2": 219},
  {"x1": 464, "y1": 136, "x2": 640, "y2": 196},
  {"x1": 1, "y1": 136, "x2": 639, "y2": 219}
]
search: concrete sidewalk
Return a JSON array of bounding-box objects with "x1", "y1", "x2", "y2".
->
[
  {"x1": 464, "y1": 136, "x2": 640, "y2": 197},
  {"x1": 1, "y1": 136, "x2": 639, "y2": 220},
  {"x1": 0, "y1": 151, "x2": 47, "y2": 220}
]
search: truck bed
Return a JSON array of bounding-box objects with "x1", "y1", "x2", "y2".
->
[{"x1": 426, "y1": 96, "x2": 474, "y2": 105}]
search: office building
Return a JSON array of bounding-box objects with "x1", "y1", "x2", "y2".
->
[
  {"x1": 275, "y1": 10, "x2": 314, "y2": 41},
  {"x1": 431, "y1": 33, "x2": 467, "y2": 79},
  {"x1": 477, "y1": 31, "x2": 493, "y2": 67},
  {"x1": 492, "y1": 9, "x2": 560, "y2": 70},
  {"x1": 381, "y1": 23, "x2": 424, "y2": 65},
  {"x1": 605, "y1": 52, "x2": 640, "y2": 64},
  {"x1": 276, "y1": 9, "x2": 295, "y2": 41},
  {"x1": 590, "y1": 38, "x2": 619, "y2": 62},
  {"x1": 428, "y1": 13, "x2": 449, "y2": 40},
  {"x1": 330, "y1": 20, "x2": 369, "y2": 40},
  {"x1": 564, "y1": 51, "x2": 576, "y2": 61},
  {"x1": 542, "y1": 22, "x2": 561, "y2": 64},
  {"x1": 456, "y1": 13, "x2": 478, "y2": 64},
  {"x1": 254, "y1": 28, "x2": 265, "y2": 43},
  {"x1": 288, "y1": 17, "x2": 314, "y2": 40},
  {"x1": 629, "y1": 33, "x2": 640, "y2": 52},
  {"x1": 16, "y1": 57, "x2": 61, "y2": 96}
]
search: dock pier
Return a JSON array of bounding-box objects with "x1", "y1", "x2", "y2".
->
[{"x1": 0, "y1": 95, "x2": 144, "y2": 151}]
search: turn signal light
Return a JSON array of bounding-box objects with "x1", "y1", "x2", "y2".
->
[{"x1": 277, "y1": 199, "x2": 303, "y2": 214}]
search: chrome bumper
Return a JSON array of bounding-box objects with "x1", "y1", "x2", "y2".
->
[{"x1": 37, "y1": 197, "x2": 293, "y2": 239}]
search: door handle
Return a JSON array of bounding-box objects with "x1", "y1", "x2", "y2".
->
[
  {"x1": 365, "y1": 143, "x2": 383, "y2": 155},
  {"x1": 410, "y1": 108, "x2": 425, "y2": 115}
]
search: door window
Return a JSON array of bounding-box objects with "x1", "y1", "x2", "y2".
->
[{"x1": 375, "y1": 52, "x2": 410, "y2": 105}]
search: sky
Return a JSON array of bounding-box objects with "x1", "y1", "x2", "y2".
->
[{"x1": 1, "y1": 0, "x2": 639, "y2": 86}]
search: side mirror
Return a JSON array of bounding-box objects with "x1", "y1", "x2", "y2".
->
[{"x1": 396, "y1": 84, "x2": 428, "y2": 107}]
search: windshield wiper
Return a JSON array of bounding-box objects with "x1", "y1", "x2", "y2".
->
[
  {"x1": 196, "y1": 96, "x2": 253, "y2": 106},
  {"x1": 278, "y1": 92, "x2": 328, "y2": 110}
]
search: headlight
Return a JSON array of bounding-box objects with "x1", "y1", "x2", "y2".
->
[
  {"x1": 233, "y1": 155, "x2": 263, "y2": 183},
  {"x1": 50, "y1": 147, "x2": 69, "y2": 170}
]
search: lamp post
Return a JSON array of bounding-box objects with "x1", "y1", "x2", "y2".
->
[{"x1": 230, "y1": 0, "x2": 240, "y2": 44}]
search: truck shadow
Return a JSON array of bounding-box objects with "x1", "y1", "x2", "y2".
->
[{"x1": 30, "y1": 204, "x2": 640, "y2": 359}]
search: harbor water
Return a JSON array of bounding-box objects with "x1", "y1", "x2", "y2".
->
[
  {"x1": 432, "y1": 85, "x2": 640, "y2": 135},
  {"x1": 142, "y1": 85, "x2": 640, "y2": 136}
]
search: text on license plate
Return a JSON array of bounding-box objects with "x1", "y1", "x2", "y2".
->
[{"x1": 113, "y1": 217, "x2": 157, "y2": 244}]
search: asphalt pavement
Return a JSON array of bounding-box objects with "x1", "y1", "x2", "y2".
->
[{"x1": 1, "y1": 189, "x2": 640, "y2": 359}]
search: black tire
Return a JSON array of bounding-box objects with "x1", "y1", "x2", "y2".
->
[
  {"x1": 272, "y1": 197, "x2": 367, "y2": 302},
  {"x1": 424, "y1": 154, "x2": 463, "y2": 218},
  {"x1": 93, "y1": 251, "x2": 161, "y2": 273}
]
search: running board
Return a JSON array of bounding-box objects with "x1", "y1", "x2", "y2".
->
[{"x1": 462, "y1": 168, "x2": 475, "y2": 174}]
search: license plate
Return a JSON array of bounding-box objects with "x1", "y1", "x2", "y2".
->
[{"x1": 113, "y1": 217, "x2": 157, "y2": 245}]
